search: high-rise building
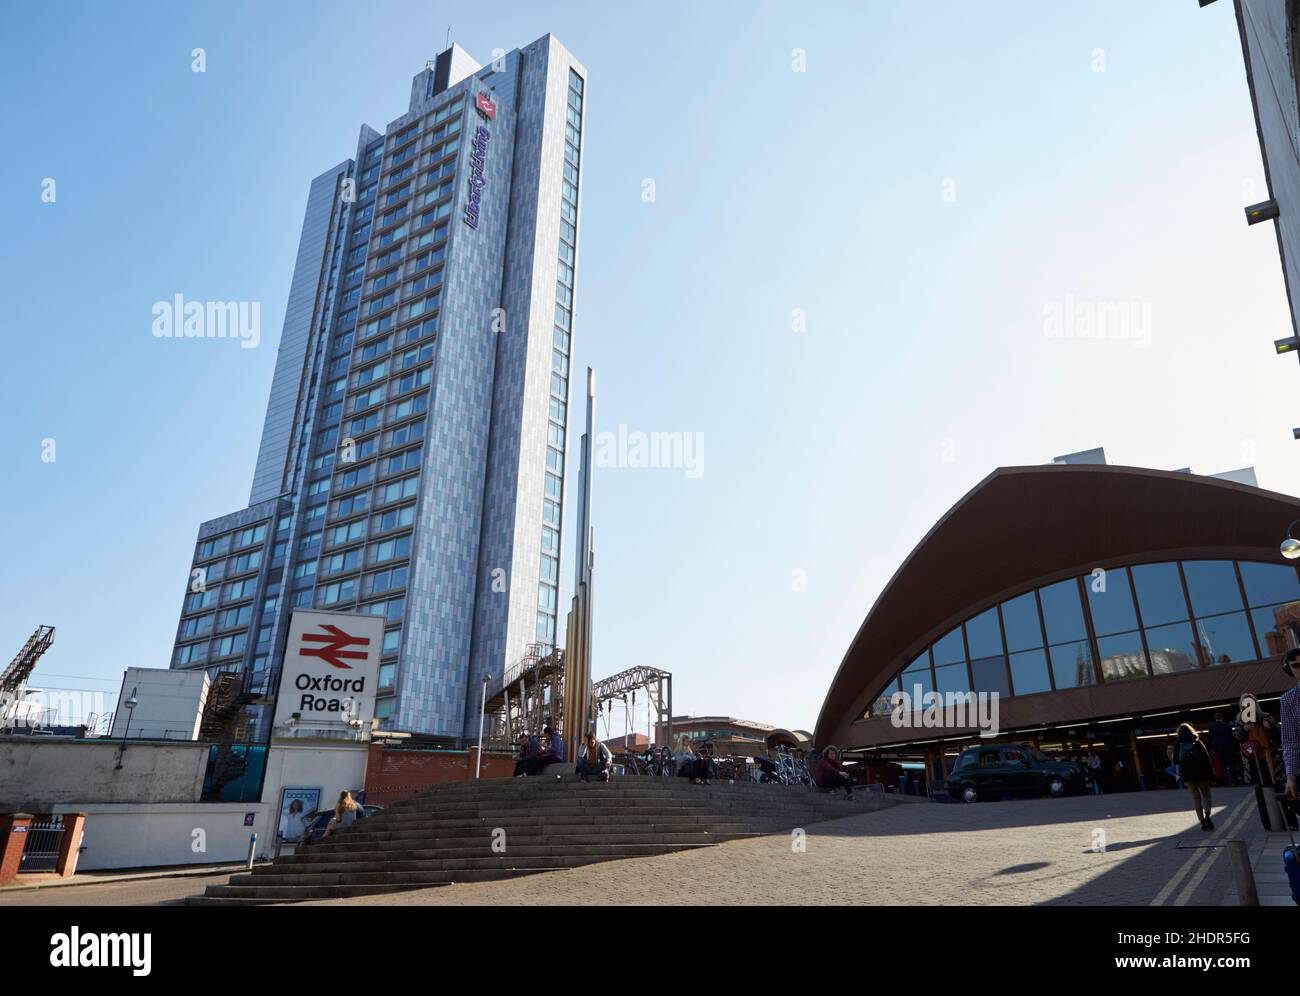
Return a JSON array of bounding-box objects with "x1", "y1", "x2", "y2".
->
[
  {"x1": 1227, "y1": 2, "x2": 1300, "y2": 372},
  {"x1": 167, "y1": 35, "x2": 587, "y2": 738}
]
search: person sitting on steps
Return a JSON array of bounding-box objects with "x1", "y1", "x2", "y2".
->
[
  {"x1": 814, "y1": 746, "x2": 855, "y2": 799},
  {"x1": 576, "y1": 731, "x2": 612, "y2": 782},
  {"x1": 514, "y1": 725, "x2": 564, "y2": 777}
]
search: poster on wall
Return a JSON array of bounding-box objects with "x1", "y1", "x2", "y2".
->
[{"x1": 277, "y1": 786, "x2": 320, "y2": 842}]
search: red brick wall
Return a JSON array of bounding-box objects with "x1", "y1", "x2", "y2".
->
[{"x1": 363, "y1": 746, "x2": 515, "y2": 806}]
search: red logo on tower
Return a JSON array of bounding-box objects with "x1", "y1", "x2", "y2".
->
[{"x1": 475, "y1": 91, "x2": 497, "y2": 120}]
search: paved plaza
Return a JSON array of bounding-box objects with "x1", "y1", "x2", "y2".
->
[
  {"x1": 1, "y1": 786, "x2": 1289, "y2": 907},
  {"x1": 306, "y1": 790, "x2": 1279, "y2": 915},
  {"x1": 307, "y1": 786, "x2": 1283, "y2": 907}
]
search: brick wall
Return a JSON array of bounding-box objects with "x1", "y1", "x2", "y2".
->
[{"x1": 363, "y1": 745, "x2": 515, "y2": 806}]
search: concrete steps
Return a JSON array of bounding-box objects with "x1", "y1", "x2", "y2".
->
[{"x1": 186, "y1": 776, "x2": 892, "y2": 906}]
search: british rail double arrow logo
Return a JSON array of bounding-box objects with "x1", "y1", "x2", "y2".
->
[{"x1": 298, "y1": 625, "x2": 370, "y2": 669}]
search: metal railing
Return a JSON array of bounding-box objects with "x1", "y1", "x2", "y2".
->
[{"x1": 19, "y1": 815, "x2": 65, "y2": 873}]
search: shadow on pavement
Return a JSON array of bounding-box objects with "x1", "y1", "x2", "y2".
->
[{"x1": 805, "y1": 786, "x2": 1257, "y2": 905}]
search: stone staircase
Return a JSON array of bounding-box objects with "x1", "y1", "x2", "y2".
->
[{"x1": 187, "y1": 775, "x2": 895, "y2": 905}]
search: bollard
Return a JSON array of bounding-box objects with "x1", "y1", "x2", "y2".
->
[
  {"x1": 1180, "y1": 838, "x2": 1261, "y2": 906},
  {"x1": 1227, "y1": 839, "x2": 1259, "y2": 906},
  {"x1": 246, "y1": 832, "x2": 258, "y2": 870}
]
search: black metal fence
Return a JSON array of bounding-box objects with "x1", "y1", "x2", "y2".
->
[{"x1": 19, "y1": 815, "x2": 65, "y2": 873}]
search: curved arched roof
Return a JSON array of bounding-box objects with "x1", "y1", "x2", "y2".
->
[
  {"x1": 765, "y1": 728, "x2": 812, "y2": 748},
  {"x1": 814, "y1": 464, "x2": 1300, "y2": 748}
]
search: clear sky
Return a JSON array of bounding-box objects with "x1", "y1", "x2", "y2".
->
[{"x1": 2, "y1": 0, "x2": 1297, "y2": 740}]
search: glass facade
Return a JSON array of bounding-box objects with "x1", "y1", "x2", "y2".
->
[
  {"x1": 862, "y1": 558, "x2": 1298, "y2": 720},
  {"x1": 170, "y1": 37, "x2": 588, "y2": 739},
  {"x1": 535, "y1": 67, "x2": 584, "y2": 649},
  {"x1": 172, "y1": 502, "x2": 286, "y2": 702}
]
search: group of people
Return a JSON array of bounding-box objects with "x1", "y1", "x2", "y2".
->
[
  {"x1": 1164, "y1": 647, "x2": 1300, "y2": 830},
  {"x1": 512, "y1": 725, "x2": 567, "y2": 778},
  {"x1": 1165, "y1": 709, "x2": 1283, "y2": 789},
  {"x1": 509, "y1": 728, "x2": 861, "y2": 798},
  {"x1": 286, "y1": 790, "x2": 363, "y2": 847},
  {"x1": 672, "y1": 737, "x2": 856, "y2": 796},
  {"x1": 670, "y1": 737, "x2": 716, "y2": 784}
]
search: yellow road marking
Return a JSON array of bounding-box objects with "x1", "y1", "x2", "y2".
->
[
  {"x1": 1149, "y1": 794, "x2": 1252, "y2": 906},
  {"x1": 1172, "y1": 795, "x2": 1254, "y2": 906}
]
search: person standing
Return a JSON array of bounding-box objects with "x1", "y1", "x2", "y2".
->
[
  {"x1": 1175, "y1": 723, "x2": 1215, "y2": 831},
  {"x1": 1208, "y1": 712, "x2": 1238, "y2": 786},
  {"x1": 1087, "y1": 752, "x2": 1103, "y2": 795},
  {"x1": 1244, "y1": 715, "x2": 1276, "y2": 784},
  {"x1": 1282, "y1": 649, "x2": 1300, "y2": 802}
]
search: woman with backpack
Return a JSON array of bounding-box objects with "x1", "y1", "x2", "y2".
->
[{"x1": 1176, "y1": 723, "x2": 1216, "y2": 831}]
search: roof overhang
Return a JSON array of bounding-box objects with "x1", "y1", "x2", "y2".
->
[{"x1": 814, "y1": 464, "x2": 1300, "y2": 747}]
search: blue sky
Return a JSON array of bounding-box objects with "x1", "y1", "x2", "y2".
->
[{"x1": 2, "y1": 0, "x2": 1296, "y2": 739}]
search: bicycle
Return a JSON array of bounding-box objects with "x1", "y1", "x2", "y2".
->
[
  {"x1": 632, "y1": 745, "x2": 674, "y2": 777},
  {"x1": 614, "y1": 752, "x2": 644, "y2": 776}
]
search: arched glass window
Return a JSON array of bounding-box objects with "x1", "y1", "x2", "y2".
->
[{"x1": 861, "y1": 558, "x2": 1300, "y2": 720}]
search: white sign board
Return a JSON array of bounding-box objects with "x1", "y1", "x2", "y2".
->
[{"x1": 273, "y1": 609, "x2": 384, "y2": 729}]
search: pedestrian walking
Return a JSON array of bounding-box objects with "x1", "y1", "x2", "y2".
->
[
  {"x1": 1175, "y1": 723, "x2": 1215, "y2": 831},
  {"x1": 1087, "y1": 752, "x2": 1103, "y2": 795}
]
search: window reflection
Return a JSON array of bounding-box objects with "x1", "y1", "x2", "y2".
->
[
  {"x1": 1097, "y1": 631, "x2": 1148, "y2": 682},
  {"x1": 1192, "y1": 611, "x2": 1255, "y2": 665},
  {"x1": 964, "y1": 607, "x2": 1002, "y2": 659},
  {"x1": 1130, "y1": 562, "x2": 1189, "y2": 627},
  {"x1": 1181, "y1": 560, "x2": 1245, "y2": 617},
  {"x1": 933, "y1": 661, "x2": 969, "y2": 695},
  {"x1": 1251, "y1": 601, "x2": 1300, "y2": 656},
  {"x1": 931, "y1": 627, "x2": 965, "y2": 666},
  {"x1": 901, "y1": 652, "x2": 932, "y2": 698},
  {"x1": 1239, "y1": 561, "x2": 1300, "y2": 608},
  {"x1": 870, "y1": 558, "x2": 1282, "y2": 712},
  {"x1": 1142, "y1": 621, "x2": 1198, "y2": 674},
  {"x1": 1009, "y1": 648, "x2": 1051, "y2": 695},
  {"x1": 969, "y1": 654, "x2": 1009, "y2": 697},
  {"x1": 1039, "y1": 579, "x2": 1087, "y2": 644},
  {"x1": 1086, "y1": 568, "x2": 1139, "y2": 636},
  {"x1": 1049, "y1": 640, "x2": 1093, "y2": 689},
  {"x1": 868, "y1": 681, "x2": 898, "y2": 719},
  {"x1": 1001, "y1": 591, "x2": 1043, "y2": 652}
]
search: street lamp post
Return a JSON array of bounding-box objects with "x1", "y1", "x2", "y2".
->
[
  {"x1": 1281, "y1": 518, "x2": 1300, "y2": 560},
  {"x1": 115, "y1": 686, "x2": 139, "y2": 770},
  {"x1": 475, "y1": 675, "x2": 489, "y2": 779}
]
